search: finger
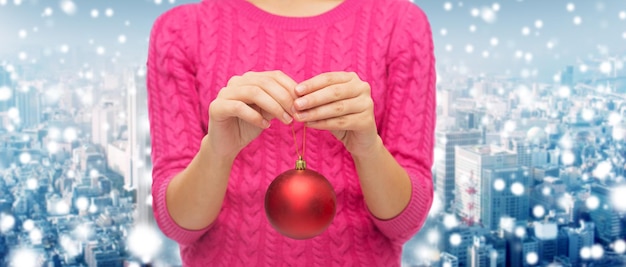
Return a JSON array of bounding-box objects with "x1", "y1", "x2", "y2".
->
[
  {"x1": 293, "y1": 83, "x2": 360, "y2": 111},
  {"x1": 212, "y1": 99, "x2": 270, "y2": 129},
  {"x1": 295, "y1": 72, "x2": 355, "y2": 96},
  {"x1": 224, "y1": 85, "x2": 293, "y2": 124},
  {"x1": 265, "y1": 70, "x2": 299, "y2": 99},
  {"x1": 252, "y1": 75, "x2": 297, "y2": 118},
  {"x1": 238, "y1": 71, "x2": 299, "y2": 103},
  {"x1": 294, "y1": 97, "x2": 370, "y2": 123},
  {"x1": 303, "y1": 112, "x2": 370, "y2": 131}
]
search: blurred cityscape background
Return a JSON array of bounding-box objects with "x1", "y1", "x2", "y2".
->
[{"x1": 0, "y1": 0, "x2": 625, "y2": 266}]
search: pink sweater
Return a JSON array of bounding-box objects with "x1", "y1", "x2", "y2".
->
[{"x1": 146, "y1": 0, "x2": 435, "y2": 266}]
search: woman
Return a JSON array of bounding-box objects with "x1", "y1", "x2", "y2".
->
[{"x1": 146, "y1": 0, "x2": 435, "y2": 265}]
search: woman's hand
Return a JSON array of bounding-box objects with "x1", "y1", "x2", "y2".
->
[
  {"x1": 292, "y1": 72, "x2": 380, "y2": 157},
  {"x1": 208, "y1": 70, "x2": 297, "y2": 159}
]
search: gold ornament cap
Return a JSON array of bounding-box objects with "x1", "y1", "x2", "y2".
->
[{"x1": 295, "y1": 156, "x2": 306, "y2": 170}]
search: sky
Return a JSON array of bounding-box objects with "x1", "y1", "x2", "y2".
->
[{"x1": 0, "y1": 0, "x2": 625, "y2": 82}]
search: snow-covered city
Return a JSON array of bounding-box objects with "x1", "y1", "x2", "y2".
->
[{"x1": 1, "y1": 0, "x2": 625, "y2": 266}]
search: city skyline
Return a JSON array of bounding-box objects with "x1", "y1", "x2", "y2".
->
[{"x1": 1, "y1": 0, "x2": 626, "y2": 266}]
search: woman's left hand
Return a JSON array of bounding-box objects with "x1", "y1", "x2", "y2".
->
[{"x1": 292, "y1": 71, "x2": 380, "y2": 157}]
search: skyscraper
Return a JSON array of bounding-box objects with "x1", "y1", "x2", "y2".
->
[
  {"x1": 126, "y1": 68, "x2": 153, "y2": 225},
  {"x1": 14, "y1": 85, "x2": 41, "y2": 129},
  {"x1": 560, "y1": 65, "x2": 574, "y2": 89},
  {"x1": 468, "y1": 236, "x2": 498, "y2": 267},
  {"x1": 91, "y1": 100, "x2": 117, "y2": 148},
  {"x1": 533, "y1": 221, "x2": 559, "y2": 263},
  {"x1": 455, "y1": 145, "x2": 517, "y2": 225},
  {"x1": 565, "y1": 222, "x2": 594, "y2": 265},
  {"x1": 589, "y1": 184, "x2": 623, "y2": 244},
  {"x1": 435, "y1": 129, "x2": 482, "y2": 211},
  {"x1": 481, "y1": 167, "x2": 530, "y2": 230},
  {"x1": 0, "y1": 67, "x2": 14, "y2": 113}
]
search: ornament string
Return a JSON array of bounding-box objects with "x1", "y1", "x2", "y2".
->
[{"x1": 291, "y1": 124, "x2": 307, "y2": 170}]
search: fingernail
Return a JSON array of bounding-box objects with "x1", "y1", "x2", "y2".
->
[
  {"x1": 262, "y1": 119, "x2": 271, "y2": 128},
  {"x1": 296, "y1": 112, "x2": 307, "y2": 120},
  {"x1": 295, "y1": 98, "x2": 308, "y2": 108},
  {"x1": 295, "y1": 84, "x2": 306, "y2": 94},
  {"x1": 282, "y1": 113, "x2": 293, "y2": 124}
]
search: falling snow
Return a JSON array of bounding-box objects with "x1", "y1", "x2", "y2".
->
[{"x1": 526, "y1": 252, "x2": 538, "y2": 265}]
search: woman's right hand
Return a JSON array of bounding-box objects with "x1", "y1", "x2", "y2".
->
[{"x1": 207, "y1": 71, "x2": 297, "y2": 160}]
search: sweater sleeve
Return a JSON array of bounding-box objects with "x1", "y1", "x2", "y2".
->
[
  {"x1": 369, "y1": 3, "x2": 435, "y2": 245},
  {"x1": 146, "y1": 4, "x2": 210, "y2": 245}
]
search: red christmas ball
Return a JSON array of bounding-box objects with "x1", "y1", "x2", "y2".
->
[{"x1": 265, "y1": 167, "x2": 336, "y2": 239}]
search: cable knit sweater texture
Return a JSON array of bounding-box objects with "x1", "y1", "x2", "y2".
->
[{"x1": 146, "y1": 0, "x2": 435, "y2": 265}]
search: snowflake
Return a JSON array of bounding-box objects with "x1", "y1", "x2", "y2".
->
[
  {"x1": 613, "y1": 239, "x2": 626, "y2": 254},
  {"x1": 532, "y1": 205, "x2": 545, "y2": 218},
  {"x1": 43, "y1": 7, "x2": 52, "y2": 17},
  {"x1": 23, "y1": 219, "x2": 34, "y2": 232},
  {"x1": 76, "y1": 197, "x2": 89, "y2": 211},
  {"x1": 573, "y1": 16, "x2": 582, "y2": 25},
  {"x1": 492, "y1": 3, "x2": 500, "y2": 11},
  {"x1": 449, "y1": 233, "x2": 462, "y2": 246},
  {"x1": 521, "y1": 27, "x2": 530, "y2": 36},
  {"x1": 591, "y1": 244, "x2": 604, "y2": 259},
  {"x1": 443, "y1": 213, "x2": 459, "y2": 229},
  {"x1": 19, "y1": 152, "x2": 31, "y2": 164},
  {"x1": 18, "y1": 29, "x2": 27, "y2": 39},
  {"x1": 511, "y1": 182, "x2": 524, "y2": 196},
  {"x1": 96, "y1": 46, "x2": 106, "y2": 55},
  {"x1": 29, "y1": 228, "x2": 43, "y2": 244},
  {"x1": 427, "y1": 229, "x2": 440, "y2": 244},
  {"x1": 56, "y1": 201, "x2": 70, "y2": 214},
  {"x1": 494, "y1": 179, "x2": 505, "y2": 191},
  {"x1": 585, "y1": 195, "x2": 600, "y2": 210},
  {"x1": 611, "y1": 186, "x2": 626, "y2": 212},
  {"x1": 443, "y1": 2, "x2": 453, "y2": 11},
  {"x1": 105, "y1": 8, "x2": 114, "y2": 17},
  {"x1": 592, "y1": 161, "x2": 612, "y2": 180},
  {"x1": 0, "y1": 86, "x2": 12, "y2": 101},
  {"x1": 526, "y1": 252, "x2": 538, "y2": 265},
  {"x1": 489, "y1": 37, "x2": 499, "y2": 47},
  {"x1": 128, "y1": 224, "x2": 163, "y2": 263},
  {"x1": 481, "y1": 7, "x2": 496, "y2": 23},
  {"x1": 10, "y1": 249, "x2": 40, "y2": 267},
  {"x1": 91, "y1": 9, "x2": 99, "y2": 18},
  {"x1": 566, "y1": 3, "x2": 575, "y2": 12},
  {"x1": 0, "y1": 213, "x2": 15, "y2": 233},
  {"x1": 515, "y1": 226, "x2": 526, "y2": 238},
  {"x1": 46, "y1": 141, "x2": 59, "y2": 153},
  {"x1": 534, "y1": 20, "x2": 543, "y2": 29},
  {"x1": 63, "y1": 127, "x2": 78, "y2": 142},
  {"x1": 599, "y1": 61, "x2": 612, "y2": 75},
  {"x1": 26, "y1": 178, "x2": 37, "y2": 190},
  {"x1": 60, "y1": 0, "x2": 77, "y2": 15}
]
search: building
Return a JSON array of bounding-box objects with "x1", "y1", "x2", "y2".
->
[
  {"x1": 91, "y1": 100, "x2": 118, "y2": 149},
  {"x1": 125, "y1": 69, "x2": 153, "y2": 225},
  {"x1": 443, "y1": 226, "x2": 488, "y2": 267},
  {"x1": 565, "y1": 222, "x2": 594, "y2": 265},
  {"x1": 435, "y1": 129, "x2": 482, "y2": 211},
  {"x1": 589, "y1": 184, "x2": 623, "y2": 244},
  {"x1": 533, "y1": 221, "x2": 559, "y2": 263},
  {"x1": 14, "y1": 85, "x2": 41, "y2": 129},
  {"x1": 440, "y1": 252, "x2": 459, "y2": 267},
  {"x1": 468, "y1": 236, "x2": 497, "y2": 267},
  {"x1": 481, "y1": 167, "x2": 530, "y2": 230},
  {"x1": 455, "y1": 145, "x2": 517, "y2": 225}
]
